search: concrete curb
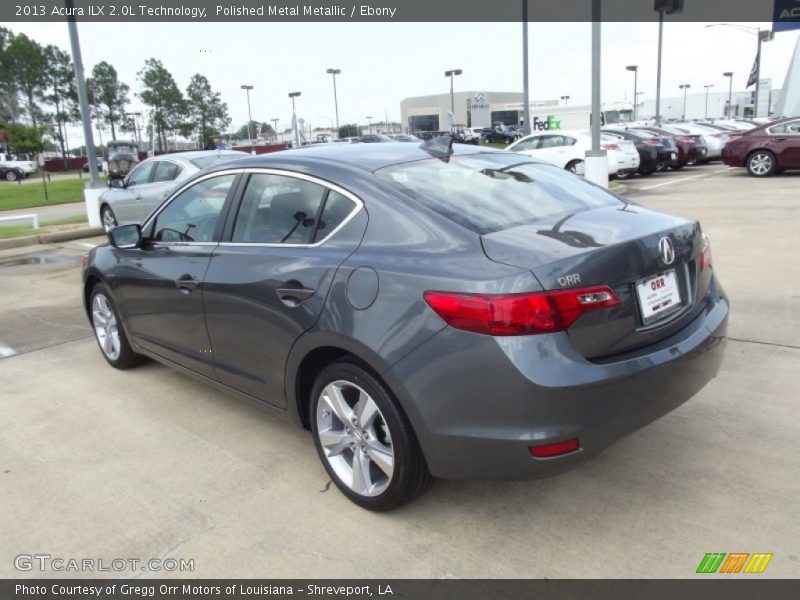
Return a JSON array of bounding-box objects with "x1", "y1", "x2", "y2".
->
[{"x1": 0, "y1": 227, "x2": 104, "y2": 251}]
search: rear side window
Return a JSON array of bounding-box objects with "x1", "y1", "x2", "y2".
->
[
  {"x1": 152, "y1": 161, "x2": 182, "y2": 182},
  {"x1": 375, "y1": 153, "x2": 621, "y2": 235},
  {"x1": 313, "y1": 191, "x2": 357, "y2": 242},
  {"x1": 232, "y1": 174, "x2": 327, "y2": 244},
  {"x1": 126, "y1": 162, "x2": 154, "y2": 186}
]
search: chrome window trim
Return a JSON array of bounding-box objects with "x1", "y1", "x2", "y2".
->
[{"x1": 219, "y1": 167, "x2": 364, "y2": 249}]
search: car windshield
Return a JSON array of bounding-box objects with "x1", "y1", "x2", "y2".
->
[
  {"x1": 375, "y1": 153, "x2": 622, "y2": 235},
  {"x1": 190, "y1": 153, "x2": 240, "y2": 169}
]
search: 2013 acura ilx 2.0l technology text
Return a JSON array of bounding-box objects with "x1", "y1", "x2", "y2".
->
[{"x1": 82, "y1": 141, "x2": 728, "y2": 510}]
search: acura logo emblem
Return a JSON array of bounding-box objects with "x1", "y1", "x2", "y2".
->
[{"x1": 658, "y1": 237, "x2": 675, "y2": 265}]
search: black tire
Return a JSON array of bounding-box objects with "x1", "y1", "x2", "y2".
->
[
  {"x1": 746, "y1": 150, "x2": 777, "y2": 177},
  {"x1": 5, "y1": 169, "x2": 19, "y2": 182},
  {"x1": 89, "y1": 283, "x2": 144, "y2": 370},
  {"x1": 671, "y1": 163, "x2": 684, "y2": 171},
  {"x1": 309, "y1": 360, "x2": 435, "y2": 511},
  {"x1": 100, "y1": 204, "x2": 118, "y2": 232}
]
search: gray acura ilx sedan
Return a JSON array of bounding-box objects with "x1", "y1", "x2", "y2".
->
[{"x1": 82, "y1": 140, "x2": 728, "y2": 510}]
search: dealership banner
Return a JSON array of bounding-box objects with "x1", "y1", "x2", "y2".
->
[
  {"x1": 0, "y1": 0, "x2": 786, "y2": 22},
  {"x1": 773, "y1": 0, "x2": 800, "y2": 32},
  {"x1": 3, "y1": 580, "x2": 800, "y2": 600}
]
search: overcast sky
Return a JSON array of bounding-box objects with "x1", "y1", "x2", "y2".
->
[{"x1": 7, "y1": 21, "x2": 800, "y2": 139}]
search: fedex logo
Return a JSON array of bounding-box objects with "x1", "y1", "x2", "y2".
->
[{"x1": 532, "y1": 116, "x2": 562, "y2": 131}]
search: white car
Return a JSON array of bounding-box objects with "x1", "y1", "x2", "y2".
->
[
  {"x1": 0, "y1": 152, "x2": 38, "y2": 181},
  {"x1": 506, "y1": 130, "x2": 639, "y2": 177}
]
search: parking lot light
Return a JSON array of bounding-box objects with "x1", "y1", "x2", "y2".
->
[
  {"x1": 704, "y1": 84, "x2": 715, "y2": 119},
  {"x1": 723, "y1": 72, "x2": 734, "y2": 117},
  {"x1": 626, "y1": 65, "x2": 638, "y2": 120},
  {"x1": 560, "y1": 95, "x2": 570, "y2": 106},
  {"x1": 679, "y1": 84, "x2": 691, "y2": 119},
  {"x1": 289, "y1": 92, "x2": 301, "y2": 147},
  {"x1": 366, "y1": 116, "x2": 373, "y2": 134},
  {"x1": 444, "y1": 69, "x2": 463, "y2": 128},
  {"x1": 241, "y1": 85, "x2": 255, "y2": 154},
  {"x1": 271, "y1": 118, "x2": 279, "y2": 143},
  {"x1": 326, "y1": 68, "x2": 341, "y2": 137}
]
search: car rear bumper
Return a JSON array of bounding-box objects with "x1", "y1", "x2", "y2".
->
[{"x1": 387, "y1": 276, "x2": 729, "y2": 480}]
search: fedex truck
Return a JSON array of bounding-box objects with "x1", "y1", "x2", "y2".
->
[{"x1": 505, "y1": 103, "x2": 636, "y2": 132}]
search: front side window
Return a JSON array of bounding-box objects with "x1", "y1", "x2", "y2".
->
[
  {"x1": 375, "y1": 153, "x2": 622, "y2": 235},
  {"x1": 152, "y1": 174, "x2": 235, "y2": 243},
  {"x1": 126, "y1": 162, "x2": 155, "y2": 186},
  {"x1": 232, "y1": 174, "x2": 327, "y2": 244}
]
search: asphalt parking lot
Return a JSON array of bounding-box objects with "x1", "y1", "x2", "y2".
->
[{"x1": 1, "y1": 164, "x2": 798, "y2": 578}]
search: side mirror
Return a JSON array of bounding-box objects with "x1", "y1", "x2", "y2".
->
[
  {"x1": 109, "y1": 178, "x2": 125, "y2": 189},
  {"x1": 108, "y1": 224, "x2": 142, "y2": 249}
]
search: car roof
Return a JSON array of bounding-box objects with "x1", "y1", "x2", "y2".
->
[{"x1": 212, "y1": 141, "x2": 498, "y2": 172}]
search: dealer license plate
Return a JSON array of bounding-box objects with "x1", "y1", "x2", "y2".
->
[{"x1": 636, "y1": 270, "x2": 683, "y2": 325}]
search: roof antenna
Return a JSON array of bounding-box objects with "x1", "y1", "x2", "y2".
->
[{"x1": 420, "y1": 134, "x2": 454, "y2": 156}]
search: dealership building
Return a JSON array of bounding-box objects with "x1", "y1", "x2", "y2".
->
[{"x1": 400, "y1": 91, "x2": 557, "y2": 131}]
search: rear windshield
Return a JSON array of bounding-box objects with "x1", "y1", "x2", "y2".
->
[
  {"x1": 190, "y1": 153, "x2": 241, "y2": 169},
  {"x1": 374, "y1": 153, "x2": 622, "y2": 235}
]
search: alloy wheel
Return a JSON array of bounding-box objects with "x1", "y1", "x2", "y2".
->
[
  {"x1": 92, "y1": 293, "x2": 121, "y2": 361},
  {"x1": 315, "y1": 380, "x2": 394, "y2": 497},
  {"x1": 101, "y1": 206, "x2": 117, "y2": 232},
  {"x1": 5, "y1": 170, "x2": 18, "y2": 182},
  {"x1": 749, "y1": 153, "x2": 773, "y2": 176}
]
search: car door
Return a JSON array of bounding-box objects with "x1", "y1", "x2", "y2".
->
[
  {"x1": 112, "y1": 171, "x2": 240, "y2": 377},
  {"x1": 202, "y1": 170, "x2": 367, "y2": 408},
  {"x1": 107, "y1": 161, "x2": 156, "y2": 223},
  {"x1": 771, "y1": 120, "x2": 800, "y2": 167},
  {"x1": 141, "y1": 159, "x2": 185, "y2": 216},
  {"x1": 534, "y1": 135, "x2": 566, "y2": 166}
]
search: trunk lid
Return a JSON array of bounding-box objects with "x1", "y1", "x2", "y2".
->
[{"x1": 481, "y1": 205, "x2": 712, "y2": 359}]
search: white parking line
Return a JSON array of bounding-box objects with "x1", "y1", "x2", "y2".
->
[
  {"x1": 0, "y1": 341, "x2": 17, "y2": 358},
  {"x1": 637, "y1": 167, "x2": 733, "y2": 191}
]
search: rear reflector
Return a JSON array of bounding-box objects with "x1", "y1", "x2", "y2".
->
[
  {"x1": 423, "y1": 286, "x2": 620, "y2": 336},
  {"x1": 529, "y1": 438, "x2": 580, "y2": 458},
  {"x1": 601, "y1": 142, "x2": 619, "y2": 150},
  {"x1": 699, "y1": 235, "x2": 712, "y2": 271},
  {"x1": 643, "y1": 139, "x2": 661, "y2": 147}
]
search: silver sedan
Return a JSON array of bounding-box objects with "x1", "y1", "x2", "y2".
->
[{"x1": 99, "y1": 150, "x2": 247, "y2": 231}]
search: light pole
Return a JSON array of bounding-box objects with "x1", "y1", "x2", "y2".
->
[
  {"x1": 240, "y1": 84, "x2": 254, "y2": 154},
  {"x1": 706, "y1": 24, "x2": 773, "y2": 118},
  {"x1": 522, "y1": 0, "x2": 531, "y2": 135},
  {"x1": 125, "y1": 112, "x2": 142, "y2": 145},
  {"x1": 626, "y1": 65, "x2": 639, "y2": 120},
  {"x1": 723, "y1": 72, "x2": 734, "y2": 117},
  {"x1": 366, "y1": 116, "x2": 373, "y2": 134},
  {"x1": 288, "y1": 91, "x2": 301, "y2": 147},
  {"x1": 679, "y1": 84, "x2": 691, "y2": 119},
  {"x1": 560, "y1": 95, "x2": 570, "y2": 106},
  {"x1": 325, "y1": 68, "x2": 341, "y2": 137},
  {"x1": 703, "y1": 84, "x2": 715, "y2": 119},
  {"x1": 654, "y1": 1, "x2": 684, "y2": 127},
  {"x1": 271, "y1": 118, "x2": 279, "y2": 143},
  {"x1": 444, "y1": 69, "x2": 462, "y2": 127}
]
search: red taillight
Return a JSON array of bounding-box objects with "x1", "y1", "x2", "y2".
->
[
  {"x1": 601, "y1": 142, "x2": 619, "y2": 150},
  {"x1": 643, "y1": 139, "x2": 661, "y2": 147},
  {"x1": 699, "y1": 236, "x2": 712, "y2": 271},
  {"x1": 529, "y1": 438, "x2": 580, "y2": 458},
  {"x1": 423, "y1": 286, "x2": 620, "y2": 336},
  {"x1": 675, "y1": 135, "x2": 692, "y2": 143}
]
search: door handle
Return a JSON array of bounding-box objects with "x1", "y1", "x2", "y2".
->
[
  {"x1": 135, "y1": 194, "x2": 143, "y2": 201},
  {"x1": 175, "y1": 274, "x2": 200, "y2": 293},
  {"x1": 276, "y1": 282, "x2": 316, "y2": 307}
]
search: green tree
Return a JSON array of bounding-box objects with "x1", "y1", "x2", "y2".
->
[
  {"x1": 233, "y1": 120, "x2": 274, "y2": 140},
  {"x1": 87, "y1": 61, "x2": 129, "y2": 141},
  {"x1": 338, "y1": 123, "x2": 359, "y2": 138},
  {"x1": 44, "y1": 45, "x2": 78, "y2": 166},
  {"x1": 186, "y1": 74, "x2": 230, "y2": 146},
  {"x1": 0, "y1": 27, "x2": 22, "y2": 123},
  {"x1": 137, "y1": 58, "x2": 186, "y2": 152},
  {"x1": 7, "y1": 122, "x2": 46, "y2": 154},
  {"x1": 6, "y1": 33, "x2": 47, "y2": 127}
]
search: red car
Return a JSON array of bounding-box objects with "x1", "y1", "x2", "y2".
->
[{"x1": 722, "y1": 117, "x2": 800, "y2": 176}]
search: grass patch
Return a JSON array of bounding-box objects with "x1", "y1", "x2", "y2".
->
[
  {"x1": 0, "y1": 178, "x2": 88, "y2": 211},
  {"x1": 481, "y1": 141, "x2": 512, "y2": 149},
  {"x1": 0, "y1": 214, "x2": 89, "y2": 240}
]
